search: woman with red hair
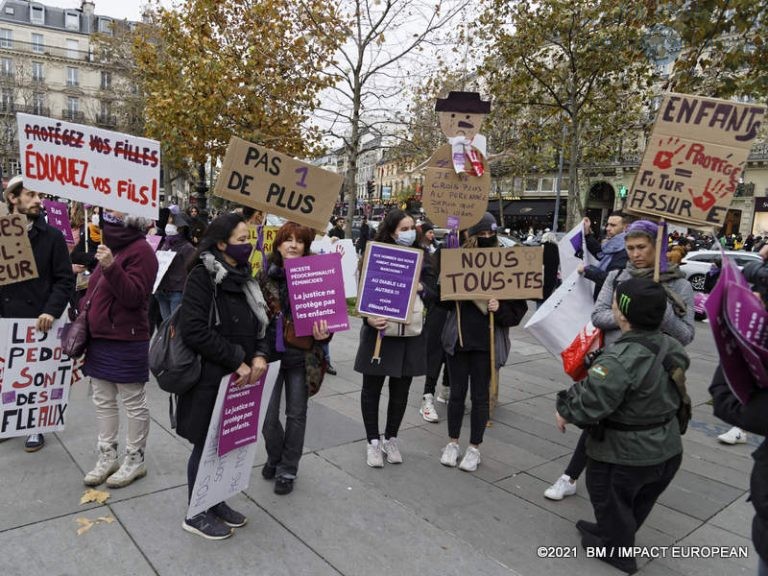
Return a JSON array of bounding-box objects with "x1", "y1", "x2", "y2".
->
[{"x1": 258, "y1": 222, "x2": 331, "y2": 496}]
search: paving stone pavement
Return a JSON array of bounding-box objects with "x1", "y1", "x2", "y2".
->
[{"x1": 0, "y1": 309, "x2": 759, "y2": 576}]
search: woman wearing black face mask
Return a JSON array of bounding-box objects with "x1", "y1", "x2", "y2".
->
[
  {"x1": 439, "y1": 212, "x2": 528, "y2": 472},
  {"x1": 175, "y1": 212, "x2": 271, "y2": 540}
]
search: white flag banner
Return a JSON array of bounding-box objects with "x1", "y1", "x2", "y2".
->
[
  {"x1": 558, "y1": 222, "x2": 598, "y2": 280},
  {"x1": 310, "y1": 237, "x2": 358, "y2": 298},
  {"x1": 187, "y1": 361, "x2": 280, "y2": 518}
]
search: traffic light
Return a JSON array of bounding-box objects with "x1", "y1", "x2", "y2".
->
[
  {"x1": 366, "y1": 180, "x2": 375, "y2": 197},
  {"x1": 618, "y1": 185, "x2": 628, "y2": 199}
]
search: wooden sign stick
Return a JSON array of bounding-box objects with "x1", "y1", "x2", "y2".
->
[
  {"x1": 371, "y1": 329, "x2": 383, "y2": 364},
  {"x1": 653, "y1": 218, "x2": 665, "y2": 283},
  {"x1": 456, "y1": 302, "x2": 464, "y2": 348},
  {"x1": 488, "y1": 310, "x2": 497, "y2": 423}
]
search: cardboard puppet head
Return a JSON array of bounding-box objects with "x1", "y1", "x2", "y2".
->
[{"x1": 435, "y1": 91, "x2": 491, "y2": 139}]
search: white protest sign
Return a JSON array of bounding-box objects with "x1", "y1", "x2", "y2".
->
[
  {"x1": 152, "y1": 250, "x2": 177, "y2": 294},
  {"x1": 310, "y1": 237, "x2": 358, "y2": 298},
  {"x1": 17, "y1": 113, "x2": 160, "y2": 219},
  {"x1": 187, "y1": 361, "x2": 280, "y2": 518},
  {"x1": 0, "y1": 317, "x2": 74, "y2": 438}
]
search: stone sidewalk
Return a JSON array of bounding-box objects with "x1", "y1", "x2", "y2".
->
[{"x1": 0, "y1": 311, "x2": 758, "y2": 576}]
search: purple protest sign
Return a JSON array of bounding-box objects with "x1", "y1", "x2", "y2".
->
[
  {"x1": 704, "y1": 255, "x2": 759, "y2": 404},
  {"x1": 357, "y1": 241, "x2": 423, "y2": 322},
  {"x1": 43, "y1": 200, "x2": 74, "y2": 244},
  {"x1": 145, "y1": 234, "x2": 162, "y2": 251},
  {"x1": 285, "y1": 253, "x2": 349, "y2": 337},
  {"x1": 217, "y1": 369, "x2": 269, "y2": 457},
  {"x1": 723, "y1": 281, "x2": 768, "y2": 384}
]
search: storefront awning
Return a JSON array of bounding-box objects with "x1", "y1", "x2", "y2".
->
[{"x1": 495, "y1": 199, "x2": 563, "y2": 217}]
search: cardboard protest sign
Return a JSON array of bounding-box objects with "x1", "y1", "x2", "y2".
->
[
  {"x1": 0, "y1": 214, "x2": 39, "y2": 286},
  {"x1": 422, "y1": 144, "x2": 490, "y2": 230},
  {"x1": 248, "y1": 225, "x2": 279, "y2": 273},
  {"x1": 17, "y1": 113, "x2": 160, "y2": 219},
  {"x1": 188, "y1": 362, "x2": 279, "y2": 518},
  {"x1": 0, "y1": 318, "x2": 74, "y2": 438},
  {"x1": 214, "y1": 136, "x2": 343, "y2": 231},
  {"x1": 626, "y1": 93, "x2": 766, "y2": 227},
  {"x1": 285, "y1": 253, "x2": 349, "y2": 337},
  {"x1": 152, "y1": 250, "x2": 177, "y2": 294},
  {"x1": 217, "y1": 369, "x2": 272, "y2": 457},
  {"x1": 357, "y1": 242, "x2": 423, "y2": 322},
  {"x1": 310, "y1": 237, "x2": 358, "y2": 298},
  {"x1": 440, "y1": 246, "x2": 543, "y2": 300},
  {"x1": 42, "y1": 199, "x2": 74, "y2": 244}
]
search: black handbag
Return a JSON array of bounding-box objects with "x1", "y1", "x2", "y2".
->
[{"x1": 61, "y1": 277, "x2": 102, "y2": 358}]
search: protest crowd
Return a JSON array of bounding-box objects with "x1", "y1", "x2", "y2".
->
[{"x1": 1, "y1": 92, "x2": 768, "y2": 576}]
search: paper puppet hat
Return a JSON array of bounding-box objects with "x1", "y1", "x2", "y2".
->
[{"x1": 435, "y1": 92, "x2": 491, "y2": 114}]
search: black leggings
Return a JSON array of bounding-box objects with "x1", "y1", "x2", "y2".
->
[
  {"x1": 360, "y1": 374, "x2": 412, "y2": 442},
  {"x1": 446, "y1": 350, "x2": 490, "y2": 445},
  {"x1": 564, "y1": 430, "x2": 588, "y2": 480}
]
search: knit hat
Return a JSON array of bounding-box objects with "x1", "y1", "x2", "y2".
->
[
  {"x1": 421, "y1": 222, "x2": 434, "y2": 234},
  {"x1": 468, "y1": 212, "x2": 497, "y2": 237},
  {"x1": 614, "y1": 277, "x2": 667, "y2": 329},
  {"x1": 3, "y1": 174, "x2": 24, "y2": 203},
  {"x1": 626, "y1": 219, "x2": 659, "y2": 242}
]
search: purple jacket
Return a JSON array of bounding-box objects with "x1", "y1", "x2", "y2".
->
[{"x1": 84, "y1": 237, "x2": 158, "y2": 341}]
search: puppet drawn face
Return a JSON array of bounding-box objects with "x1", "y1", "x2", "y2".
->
[{"x1": 438, "y1": 110, "x2": 487, "y2": 140}]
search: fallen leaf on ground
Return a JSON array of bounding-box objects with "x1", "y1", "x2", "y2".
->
[
  {"x1": 75, "y1": 515, "x2": 115, "y2": 536},
  {"x1": 80, "y1": 489, "x2": 110, "y2": 505}
]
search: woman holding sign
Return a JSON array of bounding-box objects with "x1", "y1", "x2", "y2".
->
[
  {"x1": 257, "y1": 222, "x2": 331, "y2": 496},
  {"x1": 354, "y1": 209, "x2": 438, "y2": 468},
  {"x1": 176, "y1": 213, "x2": 271, "y2": 540},
  {"x1": 439, "y1": 213, "x2": 528, "y2": 472}
]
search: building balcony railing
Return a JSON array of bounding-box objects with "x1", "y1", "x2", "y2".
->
[
  {"x1": 0, "y1": 102, "x2": 15, "y2": 114},
  {"x1": 0, "y1": 39, "x2": 92, "y2": 62},
  {"x1": 66, "y1": 80, "x2": 79, "y2": 88},
  {"x1": 61, "y1": 109, "x2": 85, "y2": 122},
  {"x1": 96, "y1": 114, "x2": 116, "y2": 127}
]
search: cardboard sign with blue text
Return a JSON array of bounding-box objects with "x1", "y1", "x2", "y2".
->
[
  {"x1": 627, "y1": 93, "x2": 766, "y2": 227},
  {"x1": 214, "y1": 136, "x2": 343, "y2": 231},
  {"x1": 0, "y1": 317, "x2": 74, "y2": 438},
  {"x1": 17, "y1": 113, "x2": 161, "y2": 219}
]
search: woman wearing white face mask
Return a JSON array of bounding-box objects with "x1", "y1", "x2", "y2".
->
[
  {"x1": 354, "y1": 209, "x2": 437, "y2": 467},
  {"x1": 155, "y1": 209, "x2": 195, "y2": 320}
]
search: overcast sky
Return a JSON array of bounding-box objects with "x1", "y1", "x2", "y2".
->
[{"x1": 41, "y1": 0, "x2": 174, "y2": 21}]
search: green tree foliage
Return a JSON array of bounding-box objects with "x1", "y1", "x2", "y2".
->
[
  {"x1": 476, "y1": 0, "x2": 657, "y2": 227},
  {"x1": 131, "y1": 0, "x2": 344, "y2": 173}
]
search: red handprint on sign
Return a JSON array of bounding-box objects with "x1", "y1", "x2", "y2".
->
[
  {"x1": 689, "y1": 178, "x2": 727, "y2": 211},
  {"x1": 653, "y1": 137, "x2": 685, "y2": 170}
]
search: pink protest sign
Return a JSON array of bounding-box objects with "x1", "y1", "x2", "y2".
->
[
  {"x1": 285, "y1": 253, "x2": 350, "y2": 337},
  {"x1": 145, "y1": 234, "x2": 162, "y2": 251},
  {"x1": 217, "y1": 370, "x2": 269, "y2": 457},
  {"x1": 42, "y1": 200, "x2": 74, "y2": 244}
]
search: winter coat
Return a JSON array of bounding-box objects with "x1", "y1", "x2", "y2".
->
[
  {"x1": 709, "y1": 366, "x2": 768, "y2": 563},
  {"x1": 353, "y1": 247, "x2": 438, "y2": 378},
  {"x1": 0, "y1": 216, "x2": 74, "y2": 319},
  {"x1": 156, "y1": 235, "x2": 195, "y2": 293},
  {"x1": 176, "y1": 258, "x2": 270, "y2": 444},
  {"x1": 83, "y1": 236, "x2": 157, "y2": 341}
]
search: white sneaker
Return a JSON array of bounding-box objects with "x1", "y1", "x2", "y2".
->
[
  {"x1": 420, "y1": 394, "x2": 439, "y2": 423},
  {"x1": 544, "y1": 474, "x2": 577, "y2": 500},
  {"x1": 436, "y1": 385, "x2": 450, "y2": 404},
  {"x1": 106, "y1": 449, "x2": 147, "y2": 488},
  {"x1": 718, "y1": 427, "x2": 747, "y2": 445},
  {"x1": 381, "y1": 437, "x2": 403, "y2": 464},
  {"x1": 366, "y1": 439, "x2": 384, "y2": 468},
  {"x1": 459, "y1": 446, "x2": 481, "y2": 472},
  {"x1": 84, "y1": 442, "x2": 119, "y2": 486},
  {"x1": 440, "y1": 442, "x2": 461, "y2": 467}
]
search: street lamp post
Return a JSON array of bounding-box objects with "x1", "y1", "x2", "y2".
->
[{"x1": 196, "y1": 162, "x2": 208, "y2": 211}]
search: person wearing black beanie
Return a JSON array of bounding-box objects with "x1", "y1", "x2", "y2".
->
[{"x1": 555, "y1": 277, "x2": 690, "y2": 574}]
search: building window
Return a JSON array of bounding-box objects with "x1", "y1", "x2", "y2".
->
[
  {"x1": 67, "y1": 67, "x2": 78, "y2": 87},
  {"x1": 33, "y1": 93, "x2": 44, "y2": 115},
  {"x1": 66, "y1": 39, "x2": 79, "y2": 59},
  {"x1": 98, "y1": 18, "x2": 112, "y2": 35},
  {"x1": 0, "y1": 29, "x2": 12, "y2": 49},
  {"x1": 67, "y1": 96, "x2": 79, "y2": 116},
  {"x1": 1, "y1": 88, "x2": 13, "y2": 113},
  {"x1": 65, "y1": 12, "x2": 79, "y2": 31},
  {"x1": 100, "y1": 71, "x2": 111, "y2": 90},
  {"x1": 31, "y1": 33, "x2": 44, "y2": 53},
  {"x1": 32, "y1": 61, "x2": 43, "y2": 82},
  {"x1": 30, "y1": 4, "x2": 44, "y2": 25},
  {"x1": 1, "y1": 57, "x2": 12, "y2": 78},
  {"x1": 525, "y1": 178, "x2": 539, "y2": 192}
]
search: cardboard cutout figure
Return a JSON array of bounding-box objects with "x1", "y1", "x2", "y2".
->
[{"x1": 422, "y1": 91, "x2": 491, "y2": 229}]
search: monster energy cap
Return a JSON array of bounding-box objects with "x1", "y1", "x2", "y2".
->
[{"x1": 614, "y1": 277, "x2": 667, "y2": 329}]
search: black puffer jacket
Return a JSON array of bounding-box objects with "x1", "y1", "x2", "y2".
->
[
  {"x1": 709, "y1": 366, "x2": 768, "y2": 563},
  {"x1": 0, "y1": 216, "x2": 74, "y2": 319},
  {"x1": 176, "y1": 257, "x2": 269, "y2": 444}
]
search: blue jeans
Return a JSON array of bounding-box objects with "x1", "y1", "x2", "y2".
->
[
  {"x1": 262, "y1": 367, "x2": 308, "y2": 479},
  {"x1": 155, "y1": 291, "x2": 183, "y2": 321}
]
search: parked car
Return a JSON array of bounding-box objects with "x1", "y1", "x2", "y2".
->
[{"x1": 680, "y1": 250, "x2": 762, "y2": 291}]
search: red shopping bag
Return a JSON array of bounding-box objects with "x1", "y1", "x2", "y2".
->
[{"x1": 560, "y1": 324, "x2": 603, "y2": 381}]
